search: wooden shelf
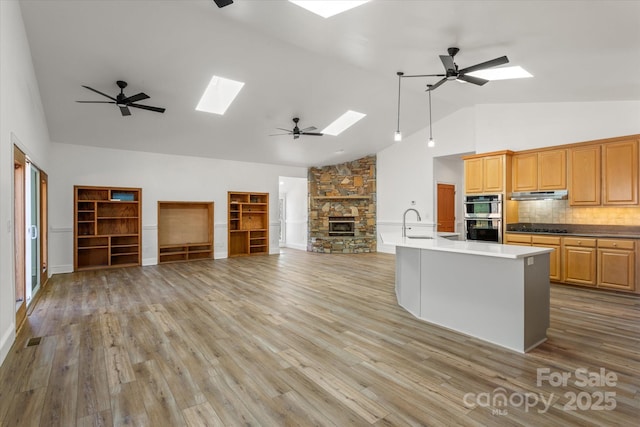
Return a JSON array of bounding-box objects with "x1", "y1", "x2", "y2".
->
[
  {"x1": 74, "y1": 186, "x2": 141, "y2": 271},
  {"x1": 228, "y1": 192, "x2": 269, "y2": 257},
  {"x1": 312, "y1": 195, "x2": 371, "y2": 200},
  {"x1": 157, "y1": 202, "x2": 214, "y2": 264}
]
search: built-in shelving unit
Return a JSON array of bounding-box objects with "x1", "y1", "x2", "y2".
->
[
  {"x1": 74, "y1": 186, "x2": 141, "y2": 271},
  {"x1": 228, "y1": 192, "x2": 269, "y2": 257},
  {"x1": 158, "y1": 201, "x2": 214, "y2": 263}
]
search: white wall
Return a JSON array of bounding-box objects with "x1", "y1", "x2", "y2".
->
[
  {"x1": 475, "y1": 101, "x2": 640, "y2": 153},
  {"x1": 279, "y1": 176, "x2": 307, "y2": 251},
  {"x1": 49, "y1": 143, "x2": 306, "y2": 273},
  {"x1": 377, "y1": 102, "x2": 640, "y2": 253},
  {"x1": 0, "y1": 0, "x2": 52, "y2": 364}
]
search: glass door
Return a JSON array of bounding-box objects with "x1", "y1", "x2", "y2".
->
[{"x1": 25, "y1": 162, "x2": 40, "y2": 303}]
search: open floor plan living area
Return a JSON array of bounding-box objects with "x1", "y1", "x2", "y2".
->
[{"x1": 1, "y1": 1, "x2": 639, "y2": 425}]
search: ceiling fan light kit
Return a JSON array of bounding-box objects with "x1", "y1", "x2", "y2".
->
[
  {"x1": 270, "y1": 117, "x2": 323, "y2": 140},
  {"x1": 396, "y1": 47, "x2": 520, "y2": 147},
  {"x1": 76, "y1": 80, "x2": 166, "y2": 116}
]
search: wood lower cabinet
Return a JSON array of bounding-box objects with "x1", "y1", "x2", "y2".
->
[
  {"x1": 228, "y1": 192, "x2": 269, "y2": 257},
  {"x1": 158, "y1": 202, "x2": 213, "y2": 263},
  {"x1": 563, "y1": 237, "x2": 597, "y2": 286},
  {"x1": 504, "y1": 233, "x2": 561, "y2": 281},
  {"x1": 74, "y1": 186, "x2": 141, "y2": 271},
  {"x1": 597, "y1": 239, "x2": 635, "y2": 290},
  {"x1": 532, "y1": 235, "x2": 561, "y2": 282}
]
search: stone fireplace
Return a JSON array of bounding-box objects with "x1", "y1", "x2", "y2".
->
[{"x1": 308, "y1": 155, "x2": 376, "y2": 253}]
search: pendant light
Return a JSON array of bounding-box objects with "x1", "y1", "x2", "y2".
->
[
  {"x1": 394, "y1": 72, "x2": 403, "y2": 142},
  {"x1": 427, "y1": 84, "x2": 435, "y2": 148}
]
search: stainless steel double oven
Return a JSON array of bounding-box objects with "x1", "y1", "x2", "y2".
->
[{"x1": 464, "y1": 194, "x2": 502, "y2": 243}]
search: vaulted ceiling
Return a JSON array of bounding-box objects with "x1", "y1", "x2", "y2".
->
[{"x1": 20, "y1": 0, "x2": 640, "y2": 167}]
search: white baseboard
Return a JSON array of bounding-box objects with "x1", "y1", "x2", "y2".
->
[
  {"x1": 50, "y1": 265, "x2": 73, "y2": 275},
  {"x1": 0, "y1": 325, "x2": 16, "y2": 367},
  {"x1": 284, "y1": 243, "x2": 307, "y2": 251}
]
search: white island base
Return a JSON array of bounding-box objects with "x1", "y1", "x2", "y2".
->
[{"x1": 387, "y1": 236, "x2": 552, "y2": 353}]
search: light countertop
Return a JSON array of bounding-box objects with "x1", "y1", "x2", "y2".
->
[{"x1": 380, "y1": 233, "x2": 553, "y2": 259}]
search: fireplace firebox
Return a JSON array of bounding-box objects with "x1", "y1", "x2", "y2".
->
[{"x1": 328, "y1": 216, "x2": 355, "y2": 236}]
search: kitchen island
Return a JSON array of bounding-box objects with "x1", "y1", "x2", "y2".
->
[{"x1": 381, "y1": 234, "x2": 553, "y2": 353}]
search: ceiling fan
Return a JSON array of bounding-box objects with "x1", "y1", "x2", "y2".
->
[
  {"x1": 76, "y1": 80, "x2": 166, "y2": 116},
  {"x1": 270, "y1": 118, "x2": 323, "y2": 140},
  {"x1": 404, "y1": 47, "x2": 509, "y2": 91}
]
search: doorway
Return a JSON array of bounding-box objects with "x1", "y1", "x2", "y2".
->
[
  {"x1": 437, "y1": 183, "x2": 456, "y2": 232},
  {"x1": 14, "y1": 147, "x2": 26, "y2": 330},
  {"x1": 13, "y1": 143, "x2": 49, "y2": 331}
]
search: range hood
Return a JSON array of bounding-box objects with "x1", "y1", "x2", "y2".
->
[{"x1": 510, "y1": 190, "x2": 568, "y2": 201}]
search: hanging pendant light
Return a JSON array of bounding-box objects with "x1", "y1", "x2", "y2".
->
[
  {"x1": 394, "y1": 72, "x2": 403, "y2": 142},
  {"x1": 427, "y1": 84, "x2": 435, "y2": 148}
]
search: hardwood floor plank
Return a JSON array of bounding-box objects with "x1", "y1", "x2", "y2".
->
[
  {"x1": 0, "y1": 249, "x2": 638, "y2": 426},
  {"x1": 76, "y1": 321, "x2": 110, "y2": 418},
  {"x1": 132, "y1": 360, "x2": 186, "y2": 427},
  {"x1": 99, "y1": 313, "x2": 135, "y2": 394},
  {"x1": 182, "y1": 402, "x2": 223, "y2": 427},
  {"x1": 110, "y1": 381, "x2": 150, "y2": 426},
  {"x1": 2, "y1": 387, "x2": 46, "y2": 427}
]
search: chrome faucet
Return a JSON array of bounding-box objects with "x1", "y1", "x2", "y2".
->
[{"x1": 402, "y1": 208, "x2": 422, "y2": 237}]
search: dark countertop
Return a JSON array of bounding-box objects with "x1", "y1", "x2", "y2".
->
[{"x1": 506, "y1": 223, "x2": 640, "y2": 239}]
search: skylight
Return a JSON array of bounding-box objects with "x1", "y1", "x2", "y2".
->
[
  {"x1": 467, "y1": 66, "x2": 533, "y2": 81},
  {"x1": 321, "y1": 110, "x2": 366, "y2": 136},
  {"x1": 289, "y1": 1, "x2": 370, "y2": 18},
  {"x1": 196, "y1": 76, "x2": 245, "y2": 115}
]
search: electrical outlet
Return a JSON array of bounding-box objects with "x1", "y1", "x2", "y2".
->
[{"x1": 527, "y1": 257, "x2": 534, "y2": 266}]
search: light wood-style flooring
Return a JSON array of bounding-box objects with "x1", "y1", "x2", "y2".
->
[{"x1": 0, "y1": 249, "x2": 639, "y2": 426}]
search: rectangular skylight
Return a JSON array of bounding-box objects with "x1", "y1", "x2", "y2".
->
[
  {"x1": 196, "y1": 75, "x2": 244, "y2": 115},
  {"x1": 321, "y1": 110, "x2": 366, "y2": 136},
  {"x1": 467, "y1": 66, "x2": 533, "y2": 81},
  {"x1": 289, "y1": 1, "x2": 370, "y2": 18}
]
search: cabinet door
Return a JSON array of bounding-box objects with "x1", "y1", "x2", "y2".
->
[
  {"x1": 597, "y1": 248, "x2": 635, "y2": 291},
  {"x1": 569, "y1": 145, "x2": 601, "y2": 206},
  {"x1": 483, "y1": 155, "x2": 504, "y2": 193},
  {"x1": 533, "y1": 243, "x2": 560, "y2": 281},
  {"x1": 512, "y1": 153, "x2": 537, "y2": 192},
  {"x1": 538, "y1": 149, "x2": 567, "y2": 190},
  {"x1": 563, "y1": 246, "x2": 596, "y2": 286},
  {"x1": 602, "y1": 139, "x2": 638, "y2": 205},
  {"x1": 464, "y1": 158, "x2": 484, "y2": 193}
]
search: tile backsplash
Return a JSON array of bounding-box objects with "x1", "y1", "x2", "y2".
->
[{"x1": 517, "y1": 200, "x2": 640, "y2": 225}]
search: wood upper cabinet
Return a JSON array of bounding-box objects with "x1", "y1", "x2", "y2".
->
[
  {"x1": 463, "y1": 151, "x2": 512, "y2": 194},
  {"x1": 569, "y1": 145, "x2": 601, "y2": 206},
  {"x1": 513, "y1": 149, "x2": 566, "y2": 192},
  {"x1": 512, "y1": 153, "x2": 537, "y2": 192},
  {"x1": 563, "y1": 237, "x2": 597, "y2": 286},
  {"x1": 483, "y1": 155, "x2": 505, "y2": 193},
  {"x1": 602, "y1": 139, "x2": 638, "y2": 205},
  {"x1": 464, "y1": 158, "x2": 484, "y2": 193},
  {"x1": 538, "y1": 149, "x2": 567, "y2": 190}
]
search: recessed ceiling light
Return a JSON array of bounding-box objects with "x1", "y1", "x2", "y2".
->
[
  {"x1": 467, "y1": 66, "x2": 533, "y2": 81},
  {"x1": 322, "y1": 110, "x2": 366, "y2": 136},
  {"x1": 289, "y1": 1, "x2": 370, "y2": 18},
  {"x1": 196, "y1": 75, "x2": 244, "y2": 115}
]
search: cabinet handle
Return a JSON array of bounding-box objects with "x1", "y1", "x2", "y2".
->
[
  {"x1": 613, "y1": 243, "x2": 617, "y2": 247},
  {"x1": 577, "y1": 241, "x2": 581, "y2": 245}
]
